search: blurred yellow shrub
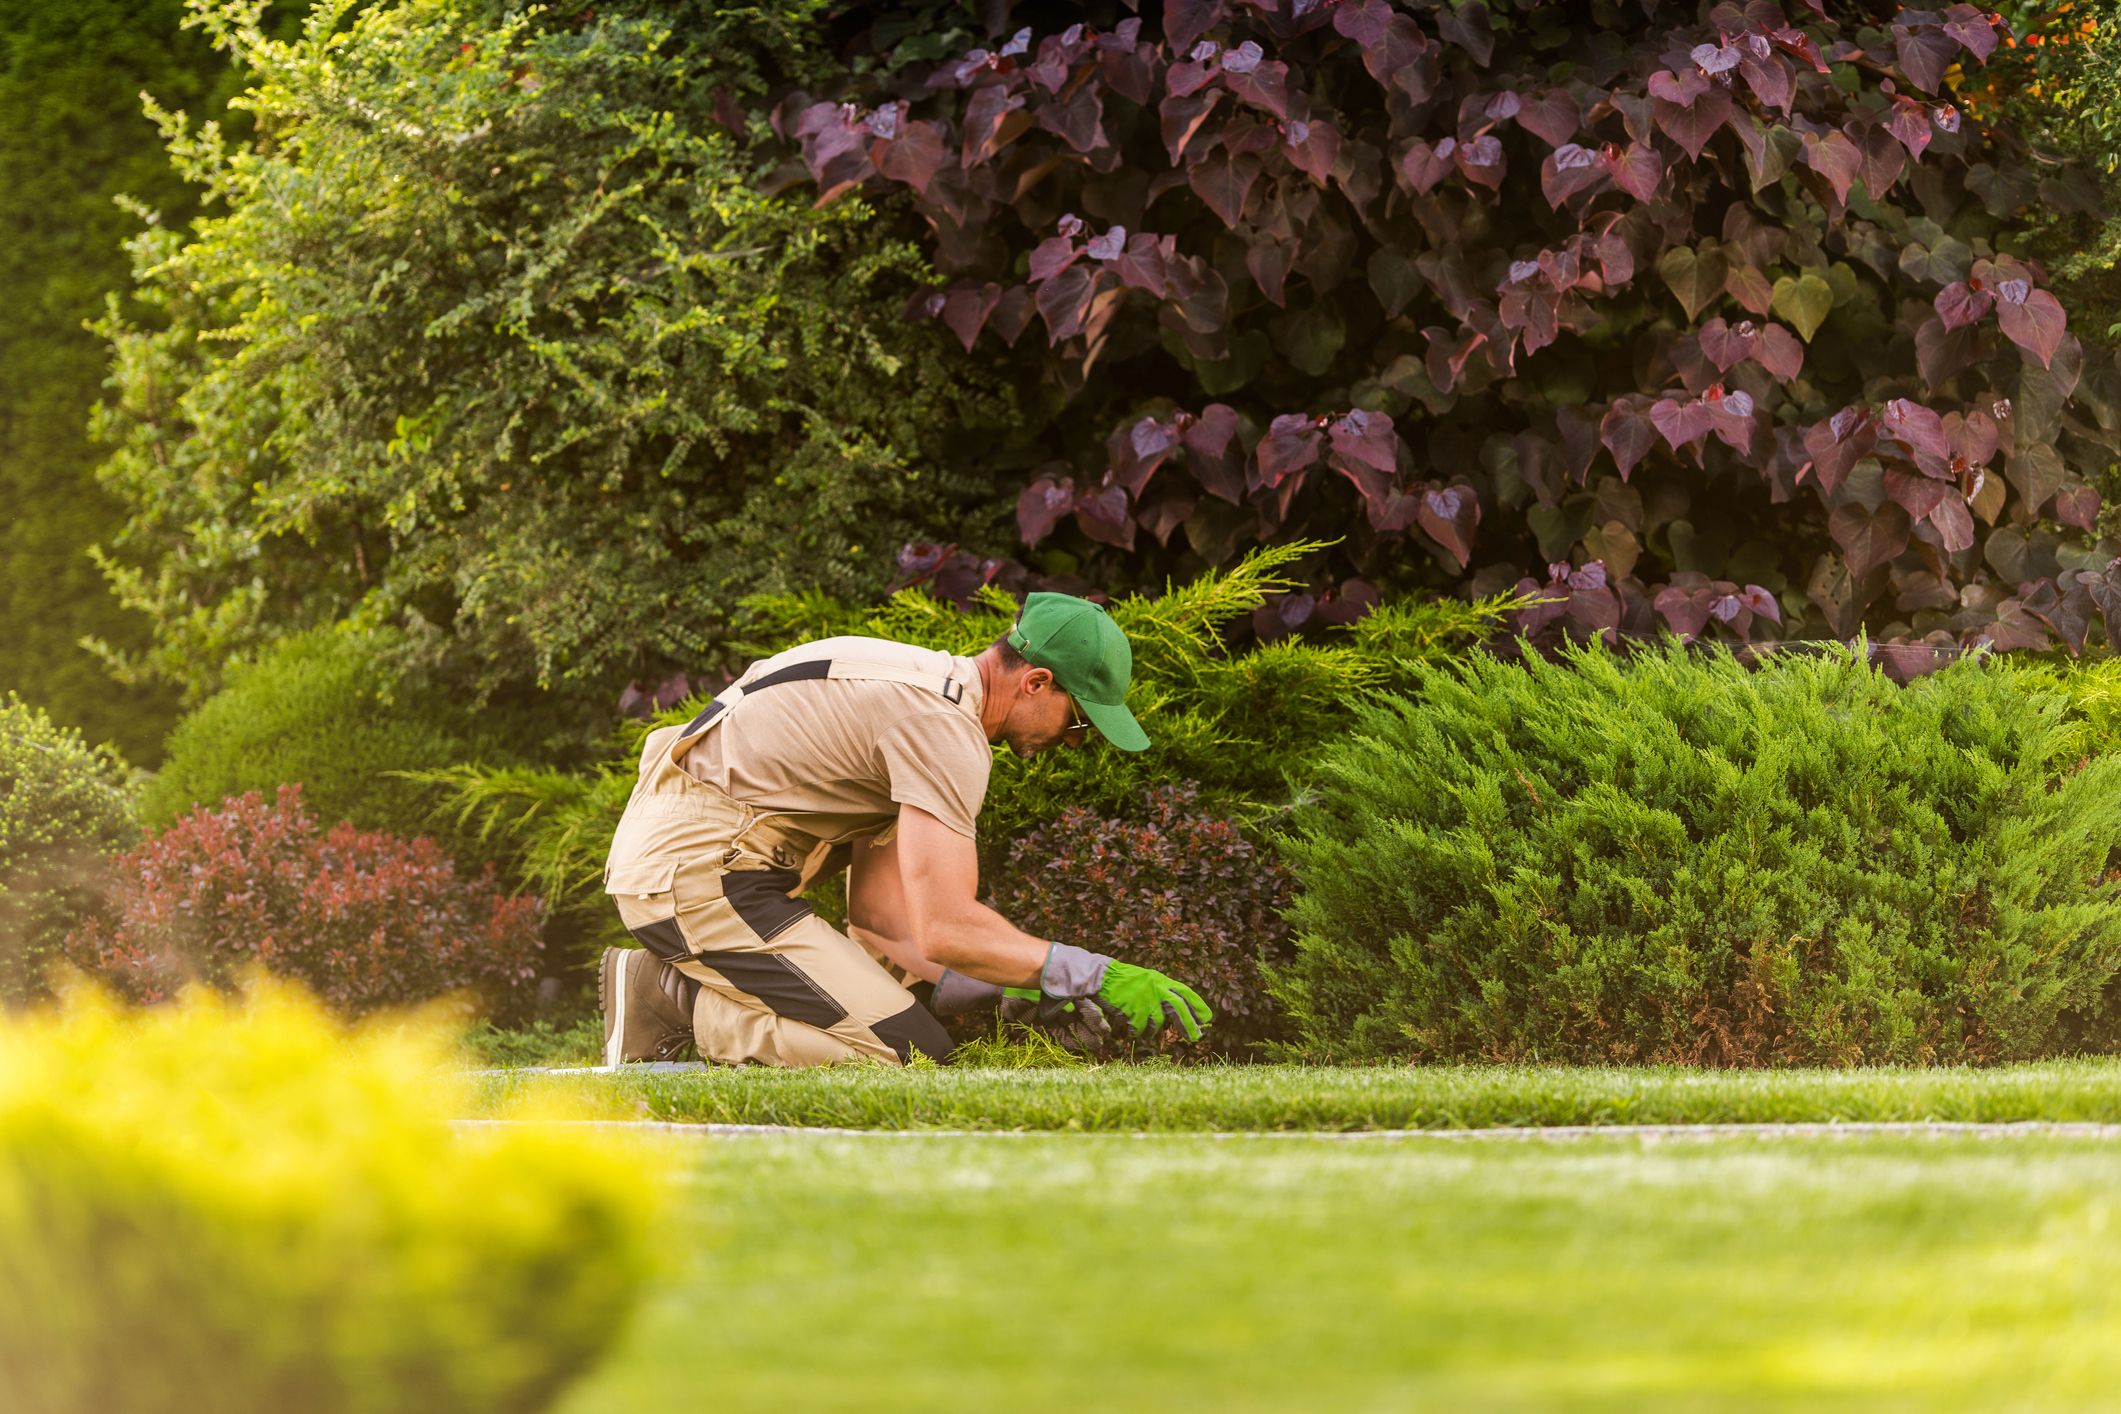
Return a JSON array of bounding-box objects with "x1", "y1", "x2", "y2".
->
[{"x1": 0, "y1": 978, "x2": 659, "y2": 1413}]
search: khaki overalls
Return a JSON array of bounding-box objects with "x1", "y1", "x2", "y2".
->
[{"x1": 602, "y1": 658, "x2": 966, "y2": 1066}]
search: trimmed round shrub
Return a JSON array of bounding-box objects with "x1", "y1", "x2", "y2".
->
[
  {"x1": 0, "y1": 694, "x2": 136, "y2": 1004},
  {"x1": 139, "y1": 627, "x2": 479, "y2": 839},
  {"x1": 0, "y1": 978, "x2": 656, "y2": 1413},
  {"x1": 70, "y1": 785, "x2": 542, "y2": 1022},
  {"x1": 984, "y1": 784, "x2": 1295, "y2": 1052},
  {"x1": 1272, "y1": 642, "x2": 2121, "y2": 1066}
]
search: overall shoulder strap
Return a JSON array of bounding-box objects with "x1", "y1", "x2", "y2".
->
[{"x1": 673, "y1": 656, "x2": 972, "y2": 744}]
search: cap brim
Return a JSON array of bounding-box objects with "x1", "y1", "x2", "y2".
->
[{"x1": 1080, "y1": 696, "x2": 1149, "y2": 752}]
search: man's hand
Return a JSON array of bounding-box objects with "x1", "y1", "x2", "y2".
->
[
  {"x1": 1095, "y1": 963, "x2": 1212, "y2": 1041},
  {"x1": 1037, "y1": 943, "x2": 1213, "y2": 1044},
  {"x1": 1000, "y1": 987, "x2": 1115, "y2": 1053}
]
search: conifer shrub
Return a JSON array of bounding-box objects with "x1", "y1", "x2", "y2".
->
[
  {"x1": 1272, "y1": 642, "x2": 2121, "y2": 1066},
  {"x1": 2045, "y1": 652, "x2": 2121, "y2": 760},
  {"x1": 0, "y1": 979, "x2": 655, "y2": 1413},
  {"x1": 69, "y1": 786, "x2": 542, "y2": 1022},
  {"x1": 984, "y1": 784, "x2": 1295, "y2": 1052},
  {"x1": 0, "y1": 694, "x2": 137, "y2": 1005}
]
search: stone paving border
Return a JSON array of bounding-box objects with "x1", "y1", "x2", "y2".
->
[
  {"x1": 472, "y1": 1064, "x2": 706, "y2": 1076},
  {"x1": 455, "y1": 1118, "x2": 2121, "y2": 1142}
]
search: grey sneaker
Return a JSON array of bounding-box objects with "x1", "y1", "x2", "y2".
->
[{"x1": 599, "y1": 947, "x2": 695, "y2": 1065}]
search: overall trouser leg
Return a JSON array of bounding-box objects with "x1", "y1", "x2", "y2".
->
[
  {"x1": 604, "y1": 720, "x2": 958, "y2": 1068},
  {"x1": 610, "y1": 838, "x2": 953, "y2": 1068},
  {"x1": 610, "y1": 869, "x2": 950, "y2": 1068}
]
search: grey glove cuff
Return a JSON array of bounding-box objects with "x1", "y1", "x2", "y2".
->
[
  {"x1": 932, "y1": 969, "x2": 1006, "y2": 1016},
  {"x1": 1040, "y1": 942, "x2": 1113, "y2": 1001}
]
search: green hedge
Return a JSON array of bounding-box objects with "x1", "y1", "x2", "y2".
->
[
  {"x1": 1271, "y1": 642, "x2": 2121, "y2": 1066},
  {"x1": 138, "y1": 626, "x2": 537, "y2": 866},
  {"x1": 0, "y1": 694, "x2": 135, "y2": 1004},
  {"x1": 0, "y1": 979, "x2": 656, "y2": 1412}
]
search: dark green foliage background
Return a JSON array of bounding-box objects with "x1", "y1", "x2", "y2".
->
[
  {"x1": 0, "y1": 0, "x2": 252, "y2": 759},
  {"x1": 1273, "y1": 642, "x2": 2121, "y2": 1065}
]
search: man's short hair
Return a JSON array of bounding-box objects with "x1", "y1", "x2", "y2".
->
[{"x1": 990, "y1": 633, "x2": 1029, "y2": 671}]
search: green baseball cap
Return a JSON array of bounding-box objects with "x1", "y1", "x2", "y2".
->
[{"x1": 1006, "y1": 591, "x2": 1150, "y2": 752}]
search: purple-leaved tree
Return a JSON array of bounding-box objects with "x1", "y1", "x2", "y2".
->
[{"x1": 782, "y1": 1, "x2": 2119, "y2": 656}]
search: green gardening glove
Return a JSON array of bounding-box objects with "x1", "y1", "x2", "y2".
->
[
  {"x1": 1040, "y1": 944, "x2": 1212, "y2": 1044},
  {"x1": 1096, "y1": 962, "x2": 1212, "y2": 1041}
]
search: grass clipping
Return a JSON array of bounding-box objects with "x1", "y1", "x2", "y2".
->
[{"x1": 0, "y1": 977, "x2": 663, "y2": 1414}]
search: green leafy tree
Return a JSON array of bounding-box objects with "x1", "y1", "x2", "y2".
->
[{"x1": 91, "y1": 0, "x2": 1022, "y2": 716}]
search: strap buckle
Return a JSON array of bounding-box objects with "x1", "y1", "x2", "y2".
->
[{"x1": 941, "y1": 676, "x2": 966, "y2": 705}]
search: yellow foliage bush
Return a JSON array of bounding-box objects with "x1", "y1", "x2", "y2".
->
[{"x1": 0, "y1": 979, "x2": 659, "y2": 1413}]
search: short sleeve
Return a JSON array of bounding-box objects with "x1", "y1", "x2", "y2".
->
[{"x1": 876, "y1": 713, "x2": 992, "y2": 838}]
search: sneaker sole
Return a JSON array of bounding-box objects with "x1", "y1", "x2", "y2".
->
[{"x1": 601, "y1": 947, "x2": 628, "y2": 1068}]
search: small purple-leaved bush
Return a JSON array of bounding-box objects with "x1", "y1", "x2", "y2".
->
[{"x1": 983, "y1": 783, "x2": 1294, "y2": 1052}]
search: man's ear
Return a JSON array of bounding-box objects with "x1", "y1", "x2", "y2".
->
[{"x1": 1020, "y1": 666, "x2": 1056, "y2": 696}]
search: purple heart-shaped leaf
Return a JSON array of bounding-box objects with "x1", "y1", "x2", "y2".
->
[
  {"x1": 1016, "y1": 476, "x2": 1074, "y2": 545},
  {"x1": 1600, "y1": 399, "x2": 1659, "y2": 479},
  {"x1": 1997, "y1": 290, "x2": 2068, "y2": 369},
  {"x1": 1691, "y1": 42, "x2": 1741, "y2": 74}
]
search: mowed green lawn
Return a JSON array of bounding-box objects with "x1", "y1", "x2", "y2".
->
[
  {"x1": 559, "y1": 1128, "x2": 2121, "y2": 1413},
  {"x1": 484, "y1": 1057, "x2": 2121, "y2": 1130}
]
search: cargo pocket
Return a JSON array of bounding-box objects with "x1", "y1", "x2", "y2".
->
[
  {"x1": 604, "y1": 859, "x2": 679, "y2": 898},
  {"x1": 603, "y1": 860, "x2": 689, "y2": 963}
]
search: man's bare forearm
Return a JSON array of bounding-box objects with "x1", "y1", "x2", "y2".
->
[
  {"x1": 847, "y1": 923, "x2": 943, "y2": 985},
  {"x1": 920, "y1": 901, "x2": 1049, "y2": 988}
]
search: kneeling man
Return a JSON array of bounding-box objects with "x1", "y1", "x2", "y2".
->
[{"x1": 599, "y1": 592, "x2": 1211, "y2": 1066}]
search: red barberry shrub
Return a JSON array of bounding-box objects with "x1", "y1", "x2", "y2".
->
[
  {"x1": 796, "y1": 3, "x2": 2121, "y2": 656},
  {"x1": 67, "y1": 786, "x2": 542, "y2": 1020},
  {"x1": 983, "y1": 784, "x2": 1294, "y2": 1051}
]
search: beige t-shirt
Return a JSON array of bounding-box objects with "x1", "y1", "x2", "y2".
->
[{"x1": 678, "y1": 636, "x2": 993, "y2": 840}]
